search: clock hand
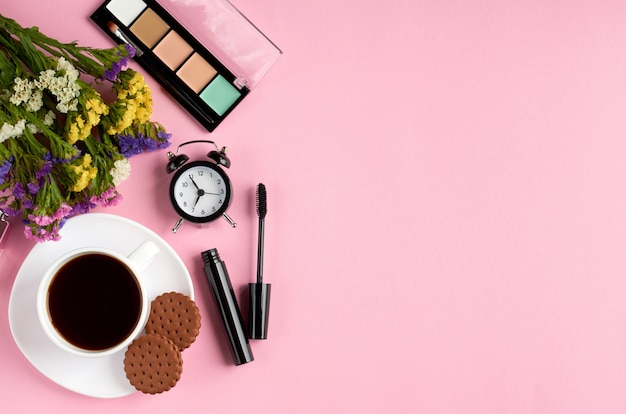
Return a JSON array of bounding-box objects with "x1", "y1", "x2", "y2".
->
[
  {"x1": 189, "y1": 175, "x2": 201, "y2": 190},
  {"x1": 188, "y1": 175, "x2": 210, "y2": 198}
]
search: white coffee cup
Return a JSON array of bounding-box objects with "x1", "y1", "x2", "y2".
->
[{"x1": 37, "y1": 240, "x2": 159, "y2": 358}]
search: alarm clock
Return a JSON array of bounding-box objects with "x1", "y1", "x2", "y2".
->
[{"x1": 166, "y1": 140, "x2": 236, "y2": 233}]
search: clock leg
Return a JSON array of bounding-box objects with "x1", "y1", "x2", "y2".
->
[
  {"x1": 222, "y1": 213, "x2": 237, "y2": 228},
  {"x1": 172, "y1": 217, "x2": 184, "y2": 233}
]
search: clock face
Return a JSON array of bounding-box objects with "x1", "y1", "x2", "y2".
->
[{"x1": 169, "y1": 161, "x2": 232, "y2": 223}]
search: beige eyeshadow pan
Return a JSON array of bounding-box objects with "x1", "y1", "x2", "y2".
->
[
  {"x1": 130, "y1": 8, "x2": 170, "y2": 48},
  {"x1": 153, "y1": 31, "x2": 193, "y2": 70},
  {"x1": 176, "y1": 53, "x2": 217, "y2": 93}
]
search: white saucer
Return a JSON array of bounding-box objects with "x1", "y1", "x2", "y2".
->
[{"x1": 8, "y1": 213, "x2": 194, "y2": 398}]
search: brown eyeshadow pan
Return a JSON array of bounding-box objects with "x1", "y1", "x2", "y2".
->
[{"x1": 130, "y1": 8, "x2": 170, "y2": 48}]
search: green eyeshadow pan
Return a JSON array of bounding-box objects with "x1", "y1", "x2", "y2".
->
[{"x1": 199, "y1": 75, "x2": 241, "y2": 116}]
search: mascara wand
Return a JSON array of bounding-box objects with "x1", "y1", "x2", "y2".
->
[
  {"x1": 256, "y1": 183, "x2": 267, "y2": 285},
  {"x1": 248, "y1": 183, "x2": 271, "y2": 339}
]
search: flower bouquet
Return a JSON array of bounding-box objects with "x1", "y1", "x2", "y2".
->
[{"x1": 0, "y1": 14, "x2": 172, "y2": 242}]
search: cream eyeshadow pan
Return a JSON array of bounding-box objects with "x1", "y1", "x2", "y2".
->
[
  {"x1": 95, "y1": 0, "x2": 246, "y2": 131},
  {"x1": 177, "y1": 54, "x2": 218, "y2": 93},
  {"x1": 153, "y1": 31, "x2": 193, "y2": 70}
]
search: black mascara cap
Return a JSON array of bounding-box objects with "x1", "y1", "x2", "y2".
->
[{"x1": 248, "y1": 282, "x2": 271, "y2": 339}]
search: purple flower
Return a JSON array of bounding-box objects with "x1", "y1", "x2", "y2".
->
[
  {"x1": 103, "y1": 68, "x2": 118, "y2": 82},
  {"x1": 69, "y1": 201, "x2": 93, "y2": 216},
  {"x1": 43, "y1": 150, "x2": 80, "y2": 164},
  {"x1": 12, "y1": 182, "x2": 25, "y2": 199},
  {"x1": 125, "y1": 44, "x2": 136, "y2": 58},
  {"x1": 117, "y1": 131, "x2": 172, "y2": 158},
  {"x1": 35, "y1": 161, "x2": 53, "y2": 181},
  {"x1": 0, "y1": 158, "x2": 12, "y2": 184},
  {"x1": 1, "y1": 206, "x2": 19, "y2": 217},
  {"x1": 102, "y1": 45, "x2": 135, "y2": 82},
  {"x1": 117, "y1": 134, "x2": 143, "y2": 158},
  {"x1": 140, "y1": 134, "x2": 157, "y2": 152},
  {"x1": 103, "y1": 58, "x2": 126, "y2": 82},
  {"x1": 117, "y1": 134, "x2": 136, "y2": 157},
  {"x1": 157, "y1": 131, "x2": 172, "y2": 149},
  {"x1": 27, "y1": 182, "x2": 40, "y2": 196}
]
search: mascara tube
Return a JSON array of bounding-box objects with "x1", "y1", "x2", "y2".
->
[{"x1": 201, "y1": 248, "x2": 253, "y2": 365}]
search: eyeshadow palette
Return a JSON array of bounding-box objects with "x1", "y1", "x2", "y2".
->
[{"x1": 91, "y1": 0, "x2": 281, "y2": 132}]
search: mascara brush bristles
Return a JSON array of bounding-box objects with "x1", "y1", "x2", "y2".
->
[
  {"x1": 256, "y1": 183, "x2": 267, "y2": 284},
  {"x1": 256, "y1": 183, "x2": 267, "y2": 219}
]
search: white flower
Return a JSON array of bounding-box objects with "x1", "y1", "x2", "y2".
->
[
  {"x1": 0, "y1": 119, "x2": 26, "y2": 143},
  {"x1": 13, "y1": 119, "x2": 26, "y2": 136},
  {"x1": 110, "y1": 158, "x2": 131, "y2": 186},
  {"x1": 43, "y1": 110, "x2": 56, "y2": 126},
  {"x1": 56, "y1": 87, "x2": 74, "y2": 103},
  {"x1": 56, "y1": 102, "x2": 69, "y2": 113},
  {"x1": 56, "y1": 57, "x2": 79, "y2": 79},
  {"x1": 9, "y1": 77, "x2": 33, "y2": 106},
  {"x1": 65, "y1": 69, "x2": 79, "y2": 83},
  {"x1": 55, "y1": 97, "x2": 78, "y2": 114},
  {"x1": 68, "y1": 98, "x2": 78, "y2": 112},
  {"x1": 57, "y1": 58, "x2": 80, "y2": 87},
  {"x1": 29, "y1": 61, "x2": 82, "y2": 115},
  {"x1": 24, "y1": 88, "x2": 43, "y2": 112},
  {"x1": 27, "y1": 122, "x2": 42, "y2": 134},
  {"x1": 47, "y1": 76, "x2": 66, "y2": 95},
  {"x1": 0, "y1": 123, "x2": 14, "y2": 143},
  {"x1": 34, "y1": 69, "x2": 56, "y2": 90}
]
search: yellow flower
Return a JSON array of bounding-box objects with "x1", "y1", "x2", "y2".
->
[
  {"x1": 67, "y1": 122, "x2": 81, "y2": 144},
  {"x1": 66, "y1": 114, "x2": 87, "y2": 144},
  {"x1": 86, "y1": 97, "x2": 109, "y2": 115},
  {"x1": 102, "y1": 69, "x2": 154, "y2": 135},
  {"x1": 136, "y1": 106, "x2": 151, "y2": 124},
  {"x1": 64, "y1": 93, "x2": 109, "y2": 144},
  {"x1": 69, "y1": 154, "x2": 97, "y2": 192},
  {"x1": 106, "y1": 100, "x2": 138, "y2": 134},
  {"x1": 81, "y1": 153, "x2": 93, "y2": 167}
]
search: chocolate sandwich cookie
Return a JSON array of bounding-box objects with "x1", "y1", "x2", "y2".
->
[
  {"x1": 124, "y1": 333, "x2": 183, "y2": 394},
  {"x1": 146, "y1": 292, "x2": 201, "y2": 351}
]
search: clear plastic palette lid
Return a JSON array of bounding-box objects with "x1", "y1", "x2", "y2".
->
[{"x1": 157, "y1": 0, "x2": 281, "y2": 89}]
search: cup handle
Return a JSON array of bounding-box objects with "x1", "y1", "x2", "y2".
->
[{"x1": 127, "y1": 240, "x2": 160, "y2": 272}]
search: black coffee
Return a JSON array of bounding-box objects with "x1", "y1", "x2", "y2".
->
[{"x1": 47, "y1": 253, "x2": 142, "y2": 351}]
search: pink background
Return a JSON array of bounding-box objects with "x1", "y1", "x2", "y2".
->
[{"x1": 3, "y1": 0, "x2": 626, "y2": 412}]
